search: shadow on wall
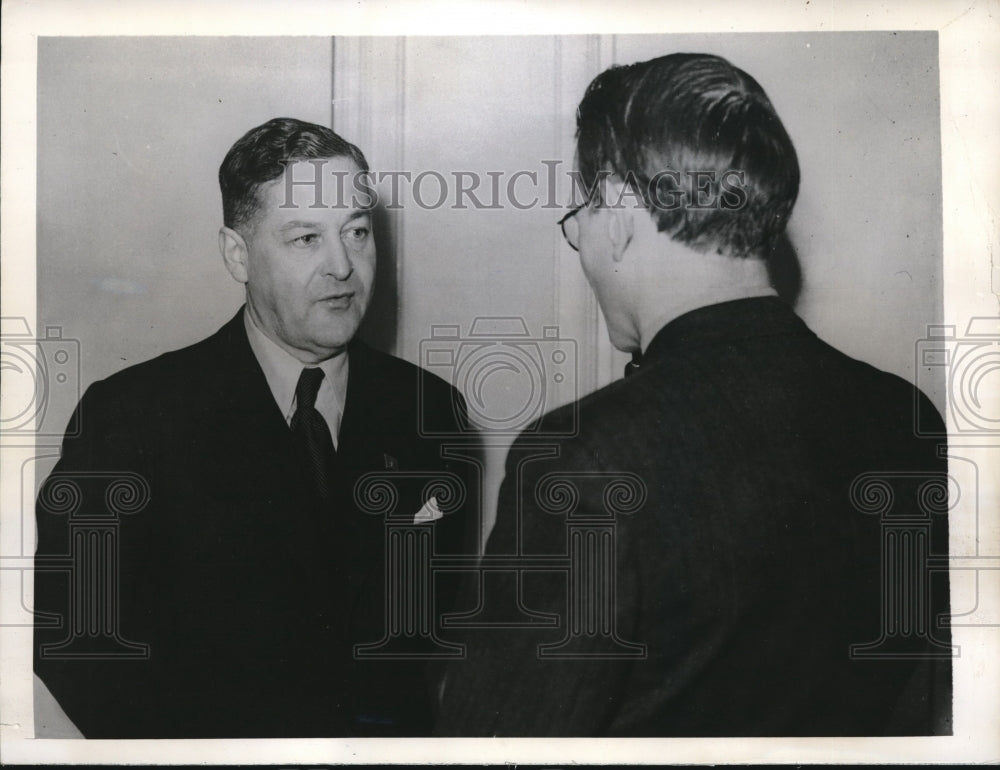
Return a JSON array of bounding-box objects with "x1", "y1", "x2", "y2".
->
[
  {"x1": 768, "y1": 232, "x2": 803, "y2": 308},
  {"x1": 358, "y1": 202, "x2": 399, "y2": 353}
]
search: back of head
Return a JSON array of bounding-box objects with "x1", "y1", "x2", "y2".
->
[
  {"x1": 219, "y1": 117, "x2": 369, "y2": 234},
  {"x1": 576, "y1": 53, "x2": 800, "y2": 259}
]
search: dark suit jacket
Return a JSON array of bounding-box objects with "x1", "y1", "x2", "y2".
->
[
  {"x1": 34, "y1": 309, "x2": 473, "y2": 738},
  {"x1": 437, "y1": 297, "x2": 951, "y2": 736}
]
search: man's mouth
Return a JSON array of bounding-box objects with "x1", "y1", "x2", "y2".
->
[{"x1": 318, "y1": 292, "x2": 354, "y2": 309}]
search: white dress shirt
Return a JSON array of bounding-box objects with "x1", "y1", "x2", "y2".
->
[{"x1": 243, "y1": 309, "x2": 348, "y2": 448}]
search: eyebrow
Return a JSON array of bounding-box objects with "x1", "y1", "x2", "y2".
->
[
  {"x1": 277, "y1": 212, "x2": 370, "y2": 233},
  {"x1": 278, "y1": 220, "x2": 322, "y2": 232}
]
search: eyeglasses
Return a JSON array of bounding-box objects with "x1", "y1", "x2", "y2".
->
[{"x1": 557, "y1": 204, "x2": 585, "y2": 252}]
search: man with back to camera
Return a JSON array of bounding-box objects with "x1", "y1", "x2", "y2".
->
[
  {"x1": 33, "y1": 118, "x2": 471, "y2": 738},
  {"x1": 436, "y1": 53, "x2": 951, "y2": 736}
]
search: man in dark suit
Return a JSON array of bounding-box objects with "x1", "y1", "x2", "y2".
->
[
  {"x1": 437, "y1": 54, "x2": 951, "y2": 736},
  {"x1": 34, "y1": 118, "x2": 471, "y2": 738}
]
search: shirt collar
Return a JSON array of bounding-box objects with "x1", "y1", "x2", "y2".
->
[{"x1": 242, "y1": 307, "x2": 348, "y2": 425}]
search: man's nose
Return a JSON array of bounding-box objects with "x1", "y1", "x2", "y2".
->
[{"x1": 321, "y1": 238, "x2": 354, "y2": 280}]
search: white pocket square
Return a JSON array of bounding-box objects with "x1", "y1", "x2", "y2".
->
[{"x1": 413, "y1": 495, "x2": 444, "y2": 524}]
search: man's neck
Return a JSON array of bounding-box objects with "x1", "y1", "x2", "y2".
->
[{"x1": 636, "y1": 255, "x2": 777, "y2": 354}]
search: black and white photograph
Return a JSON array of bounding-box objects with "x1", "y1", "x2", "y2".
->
[{"x1": 1, "y1": 0, "x2": 998, "y2": 764}]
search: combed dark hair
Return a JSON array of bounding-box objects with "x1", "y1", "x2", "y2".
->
[
  {"x1": 219, "y1": 117, "x2": 369, "y2": 232},
  {"x1": 576, "y1": 53, "x2": 800, "y2": 258}
]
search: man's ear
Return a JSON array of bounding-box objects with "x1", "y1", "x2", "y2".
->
[
  {"x1": 604, "y1": 178, "x2": 638, "y2": 263},
  {"x1": 219, "y1": 226, "x2": 249, "y2": 284},
  {"x1": 606, "y1": 203, "x2": 635, "y2": 264}
]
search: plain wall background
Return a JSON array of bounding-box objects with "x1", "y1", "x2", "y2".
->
[{"x1": 36, "y1": 34, "x2": 944, "y2": 537}]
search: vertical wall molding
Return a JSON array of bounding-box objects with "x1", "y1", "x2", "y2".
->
[
  {"x1": 333, "y1": 37, "x2": 407, "y2": 356},
  {"x1": 593, "y1": 35, "x2": 630, "y2": 388},
  {"x1": 554, "y1": 34, "x2": 629, "y2": 401},
  {"x1": 336, "y1": 35, "x2": 627, "y2": 389},
  {"x1": 554, "y1": 35, "x2": 598, "y2": 402}
]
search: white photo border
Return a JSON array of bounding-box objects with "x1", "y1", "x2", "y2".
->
[{"x1": 2, "y1": 0, "x2": 997, "y2": 764}]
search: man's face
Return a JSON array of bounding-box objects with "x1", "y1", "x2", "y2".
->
[{"x1": 232, "y1": 157, "x2": 375, "y2": 363}]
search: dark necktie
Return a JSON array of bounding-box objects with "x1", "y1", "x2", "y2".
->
[
  {"x1": 290, "y1": 367, "x2": 336, "y2": 500},
  {"x1": 624, "y1": 351, "x2": 642, "y2": 378}
]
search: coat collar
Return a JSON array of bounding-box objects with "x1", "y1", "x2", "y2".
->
[
  {"x1": 208, "y1": 309, "x2": 369, "y2": 420},
  {"x1": 643, "y1": 297, "x2": 813, "y2": 365}
]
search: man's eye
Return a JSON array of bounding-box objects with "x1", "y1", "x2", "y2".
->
[
  {"x1": 343, "y1": 227, "x2": 370, "y2": 243},
  {"x1": 292, "y1": 233, "x2": 319, "y2": 246}
]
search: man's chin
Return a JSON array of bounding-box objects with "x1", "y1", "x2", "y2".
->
[
  {"x1": 308, "y1": 326, "x2": 359, "y2": 356},
  {"x1": 310, "y1": 337, "x2": 352, "y2": 356},
  {"x1": 310, "y1": 311, "x2": 359, "y2": 337}
]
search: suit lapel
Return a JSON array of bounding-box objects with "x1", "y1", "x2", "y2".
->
[
  {"x1": 338, "y1": 340, "x2": 396, "y2": 475},
  {"x1": 202, "y1": 309, "x2": 334, "y2": 574},
  {"x1": 203, "y1": 321, "x2": 407, "y2": 627},
  {"x1": 336, "y1": 341, "x2": 403, "y2": 616}
]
